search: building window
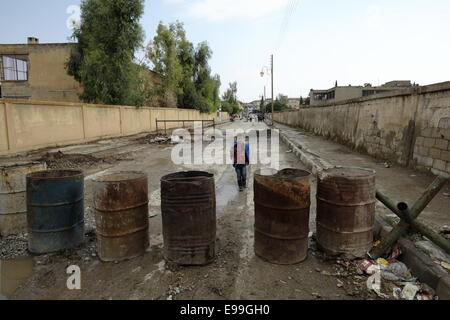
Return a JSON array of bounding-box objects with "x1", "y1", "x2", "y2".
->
[
  {"x1": 363, "y1": 90, "x2": 388, "y2": 97},
  {"x1": 1, "y1": 55, "x2": 29, "y2": 81},
  {"x1": 326, "y1": 90, "x2": 335, "y2": 100}
]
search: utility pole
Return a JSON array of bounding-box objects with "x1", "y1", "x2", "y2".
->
[{"x1": 271, "y1": 54, "x2": 274, "y2": 124}]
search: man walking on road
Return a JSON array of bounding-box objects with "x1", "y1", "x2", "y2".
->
[{"x1": 231, "y1": 134, "x2": 250, "y2": 192}]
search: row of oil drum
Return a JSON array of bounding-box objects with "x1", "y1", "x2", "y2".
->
[
  {"x1": 0, "y1": 162, "x2": 216, "y2": 264},
  {"x1": 1, "y1": 161, "x2": 375, "y2": 265},
  {"x1": 254, "y1": 167, "x2": 376, "y2": 264}
]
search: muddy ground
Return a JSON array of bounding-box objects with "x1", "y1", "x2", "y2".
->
[{"x1": 0, "y1": 120, "x2": 418, "y2": 300}]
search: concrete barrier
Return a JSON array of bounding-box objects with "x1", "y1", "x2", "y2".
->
[
  {"x1": 274, "y1": 82, "x2": 450, "y2": 176},
  {"x1": 0, "y1": 99, "x2": 229, "y2": 155}
]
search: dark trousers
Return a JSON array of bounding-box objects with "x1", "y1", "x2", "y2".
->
[{"x1": 234, "y1": 165, "x2": 247, "y2": 188}]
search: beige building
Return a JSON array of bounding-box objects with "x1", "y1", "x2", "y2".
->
[
  {"x1": 0, "y1": 37, "x2": 175, "y2": 107},
  {"x1": 309, "y1": 80, "x2": 413, "y2": 106},
  {"x1": 0, "y1": 37, "x2": 82, "y2": 102}
]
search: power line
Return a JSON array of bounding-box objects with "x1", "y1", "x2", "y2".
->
[
  {"x1": 275, "y1": 0, "x2": 300, "y2": 51},
  {"x1": 277, "y1": 0, "x2": 295, "y2": 45}
]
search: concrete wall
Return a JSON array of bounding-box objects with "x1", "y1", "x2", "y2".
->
[
  {"x1": 274, "y1": 82, "x2": 450, "y2": 176},
  {"x1": 0, "y1": 99, "x2": 229, "y2": 155}
]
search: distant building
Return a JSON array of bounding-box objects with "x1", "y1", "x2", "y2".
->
[
  {"x1": 309, "y1": 80, "x2": 413, "y2": 106},
  {"x1": 0, "y1": 37, "x2": 82, "y2": 102},
  {"x1": 286, "y1": 98, "x2": 300, "y2": 109},
  {"x1": 0, "y1": 37, "x2": 174, "y2": 107}
]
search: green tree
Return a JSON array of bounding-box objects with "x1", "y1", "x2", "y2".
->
[
  {"x1": 193, "y1": 42, "x2": 221, "y2": 112},
  {"x1": 147, "y1": 22, "x2": 221, "y2": 112},
  {"x1": 221, "y1": 82, "x2": 240, "y2": 115},
  {"x1": 259, "y1": 96, "x2": 265, "y2": 113},
  {"x1": 147, "y1": 22, "x2": 185, "y2": 107},
  {"x1": 67, "y1": 0, "x2": 147, "y2": 106},
  {"x1": 265, "y1": 96, "x2": 290, "y2": 113}
]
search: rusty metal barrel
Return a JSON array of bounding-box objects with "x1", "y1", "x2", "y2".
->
[
  {"x1": 254, "y1": 168, "x2": 312, "y2": 264},
  {"x1": 93, "y1": 172, "x2": 149, "y2": 262},
  {"x1": 161, "y1": 171, "x2": 216, "y2": 266},
  {"x1": 26, "y1": 170, "x2": 85, "y2": 254},
  {"x1": 316, "y1": 166, "x2": 376, "y2": 258},
  {"x1": 0, "y1": 162, "x2": 47, "y2": 236}
]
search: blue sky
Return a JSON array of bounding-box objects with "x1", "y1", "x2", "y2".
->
[{"x1": 1, "y1": 0, "x2": 450, "y2": 102}]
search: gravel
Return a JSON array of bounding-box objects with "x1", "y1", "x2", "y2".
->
[{"x1": 0, "y1": 234, "x2": 29, "y2": 260}]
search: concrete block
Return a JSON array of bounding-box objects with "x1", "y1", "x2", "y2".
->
[
  {"x1": 443, "y1": 129, "x2": 450, "y2": 140},
  {"x1": 416, "y1": 156, "x2": 434, "y2": 167},
  {"x1": 433, "y1": 159, "x2": 447, "y2": 171},
  {"x1": 441, "y1": 150, "x2": 450, "y2": 162},
  {"x1": 437, "y1": 275, "x2": 450, "y2": 300},
  {"x1": 415, "y1": 136, "x2": 424, "y2": 146},
  {"x1": 430, "y1": 148, "x2": 441, "y2": 159},
  {"x1": 431, "y1": 168, "x2": 450, "y2": 178},
  {"x1": 432, "y1": 128, "x2": 444, "y2": 138},
  {"x1": 375, "y1": 216, "x2": 450, "y2": 300},
  {"x1": 423, "y1": 137, "x2": 436, "y2": 148},
  {"x1": 435, "y1": 138, "x2": 449, "y2": 150},
  {"x1": 439, "y1": 117, "x2": 450, "y2": 129},
  {"x1": 398, "y1": 237, "x2": 447, "y2": 290},
  {"x1": 422, "y1": 127, "x2": 433, "y2": 137},
  {"x1": 418, "y1": 146, "x2": 430, "y2": 156}
]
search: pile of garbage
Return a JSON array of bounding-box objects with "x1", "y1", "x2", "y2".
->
[{"x1": 356, "y1": 243, "x2": 438, "y2": 300}]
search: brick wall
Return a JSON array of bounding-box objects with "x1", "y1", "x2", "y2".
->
[
  {"x1": 273, "y1": 82, "x2": 450, "y2": 177},
  {"x1": 414, "y1": 122, "x2": 450, "y2": 177}
]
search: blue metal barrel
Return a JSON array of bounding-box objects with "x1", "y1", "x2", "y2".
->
[{"x1": 26, "y1": 170, "x2": 85, "y2": 254}]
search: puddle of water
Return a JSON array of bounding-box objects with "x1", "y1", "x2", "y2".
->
[{"x1": 0, "y1": 256, "x2": 34, "y2": 298}]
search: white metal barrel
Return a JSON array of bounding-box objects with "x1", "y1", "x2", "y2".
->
[{"x1": 0, "y1": 161, "x2": 47, "y2": 236}]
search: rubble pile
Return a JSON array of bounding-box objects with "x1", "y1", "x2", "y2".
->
[
  {"x1": 39, "y1": 151, "x2": 100, "y2": 170},
  {"x1": 0, "y1": 234, "x2": 28, "y2": 260},
  {"x1": 139, "y1": 133, "x2": 171, "y2": 145}
]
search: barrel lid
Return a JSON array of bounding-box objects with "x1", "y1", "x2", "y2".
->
[
  {"x1": 255, "y1": 168, "x2": 311, "y2": 180},
  {"x1": 255, "y1": 168, "x2": 278, "y2": 177},
  {"x1": 161, "y1": 171, "x2": 213, "y2": 182},
  {"x1": 27, "y1": 170, "x2": 83, "y2": 180},
  {"x1": 322, "y1": 166, "x2": 376, "y2": 178},
  {"x1": 93, "y1": 171, "x2": 147, "y2": 183}
]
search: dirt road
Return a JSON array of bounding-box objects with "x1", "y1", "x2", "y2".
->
[{"x1": 2, "y1": 120, "x2": 374, "y2": 300}]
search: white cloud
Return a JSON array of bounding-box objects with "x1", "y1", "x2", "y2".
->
[{"x1": 165, "y1": 0, "x2": 291, "y2": 22}]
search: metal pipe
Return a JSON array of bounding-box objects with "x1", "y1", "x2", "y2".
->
[{"x1": 372, "y1": 183, "x2": 450, "y2": 258}]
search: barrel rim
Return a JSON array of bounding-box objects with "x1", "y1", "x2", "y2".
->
[
  {"x1": 321, "y1": 166, "x2": 376, "y2": 178},
  {"x1": 161, "y1": 171, "x2": 214, "y2": 182},
  {"x1": 254, "y1": 168, "x2": 312, "y2": 180},
  {"x1": 92, "y1": 171, "x2": 147, "y2": 183},
  {"x1": 26, "y1": 169, "x2": 84, "y2": 180}
]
